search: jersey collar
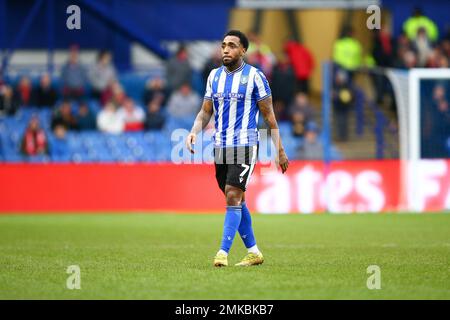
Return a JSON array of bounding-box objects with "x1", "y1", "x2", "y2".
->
[{"x1": 224, "y1": 61, "x2": 245, "y2": 75}]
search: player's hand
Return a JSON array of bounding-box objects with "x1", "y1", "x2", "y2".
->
[
  {"x1": 186, "y1": 132, "x2": 196, "y2": 154},
  {"x1": 277, "y1": 149, "x2": 289, "y2": 174}
]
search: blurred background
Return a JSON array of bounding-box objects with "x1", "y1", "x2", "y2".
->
[{"x1": 0, "y1": 0, "x2": 449, "y2": 213}]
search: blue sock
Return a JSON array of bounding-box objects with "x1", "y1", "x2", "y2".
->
[
  {"x1": 238, "y1": 202, "x2": 257, "y2": 248},
  {"x1": 220, "y1": 205, "x2": 242, "y2": 253}
]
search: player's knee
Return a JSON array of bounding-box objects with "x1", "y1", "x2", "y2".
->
[{"x1": 225, "y1": 187, "x2": 243, "y2": 206}]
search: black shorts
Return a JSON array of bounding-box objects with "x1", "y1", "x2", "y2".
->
[{"x1": 214, "y1": 145, "x2": 258, "y2": 193}]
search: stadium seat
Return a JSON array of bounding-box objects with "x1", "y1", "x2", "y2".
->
[
  {"x1": 26, "y1": 154, "x2": 51, "y2": 163},
  {"x1": 278, "y1": 122, "x2": 291, "y2": 136},
  {"x1": 4, "y1": 153, "x2": 25, "y2": 162}
]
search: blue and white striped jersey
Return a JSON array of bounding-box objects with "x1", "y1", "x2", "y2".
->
[{"x1": 204, "y1": 62, "x2": 271, "y2": 147}]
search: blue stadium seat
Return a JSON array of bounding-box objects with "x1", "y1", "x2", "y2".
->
[
  {"x1": 119, "y1": 73, "x2": 149, "y2": 103},
  {"x1": 51, "y1": 154, "x2": 71, "y2": 162},
  {"x1": 278, "y1": 122, "x2": 291, "y2": 136},
  {"x1": 71, "y1": 152, "x2": 88, "y2": 163},
  {"x1": 118, "y1": 154, "x2": 137, "y2": 163},
  {"x1": 0, "y1": 121, "x2": 6, "y2": 134},
  {"x1": 4, "y1": 153, "x2": 25, "y2": 162},
  {"x1": 66, "y1": 133, "x2": 83, "y2": 151},
  {"x1": 85, "y1": 100, "x2": 101, "y2": 115},
  {"x1": 96, "y1": 149, "x2": 115, "y2": 162},
  {"x1": 26, "y1": 155, "x2": 51, "y2": 163},
  {"x1": 330, "y1": 146, "x2": 343, "y2": 161}
]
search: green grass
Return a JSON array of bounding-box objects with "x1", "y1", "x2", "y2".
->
[{"x1": 0, "y1": 213, "x2": 449, "y2": 299}]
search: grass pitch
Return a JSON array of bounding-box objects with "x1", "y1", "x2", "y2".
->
[{"x1": 0, "y1": 213, "x2": 449, "y2": 299}]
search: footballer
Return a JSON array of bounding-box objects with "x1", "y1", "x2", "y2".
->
[{"x1": 186, "y1": 30, "x2": 289, "y2": 267}]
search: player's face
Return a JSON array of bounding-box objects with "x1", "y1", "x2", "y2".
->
[{"x1": 221, "y1": 36, "x2": 245, "y2": 66}]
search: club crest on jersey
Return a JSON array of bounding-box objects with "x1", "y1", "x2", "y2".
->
[{"x1": 240, "y1": 75, "x2": 248, "y2": 85}]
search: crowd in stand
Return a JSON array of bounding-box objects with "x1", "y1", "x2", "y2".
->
[
  {"x1": 330, "y1": 8, "x2": 450, "y2": 149},
  {"x1": 1, "y1": 8, "x2": 449, "y2": 160},
  {"x1": 0, "y1": 44, "x2": 204, "y2": 158}
]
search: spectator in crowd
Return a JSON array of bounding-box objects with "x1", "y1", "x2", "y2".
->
[
  {"x1": 20, "y1": 116, "x2": 48, "y2": 156},
  {"x1": 371, "y1": 26, "x2": 395, "y2": 105},
  {"x1": 145, "y1": 92, "x2": 166, "y2": 131},
  {"x1": 333, "y1": 27, "x2": 363, "y2": 80},
  {"x1": 395, "y1": 49, "x2": 417, "y2": 69},
  {"x1": 297, "y1": 122, "x2": 323, "y2": 160},
  {"x1": 202, "y1": 47, "x2": 222, "y2": 84},
  {"x1": 143, "y1": 77, "x2": 168, "y2": 107},
  {"x1": 97, "y1": 102, "x2": 124, "y2": 134},
  {"x1": 0, "y1": 85, "x2": 18, "y2": 116},
  {"x1": 51, "y1": 100, "x2": 78, "y2": 131},
  {"x1": 429, "y1": 84, "x2": 450, "y2": 157},
  {"x1": 14, "y1": 76, "x2": 34, "y2": 107},
  {"x1": 332, "y1": 70, "x2": 354, "y2": 142},
  {"x1": 372, "y1": 25, "x2": 395, "y2": 68},
  {"x1": 393, "y1": 32, "x2": 413, "y2": 68},
  {"x1": 50, "y1": 124, "x2": 70, "y2": 162},
  {"x1": 413, "y1": 27, "x2": 433, "y2": 67},
  {"x1": 61, "y1": 45, "x2": 87, "y2": 101},
  {"x1": 76, "y1": 102, "x2": 96, "y2": 131},
  {"x1": 291, "y1": 110, "x2": 308, "y2": 138},
  {"x1": 432, "y1": 84, "x2": 449, "y2": 110},
  {"x1": 167, "y1": 82, "x2": 201, "y2": 119},
  {"x1": 288, "y1": 92, "x2": 315, "y2": 123},
  {"x1": 403, "y1": 7, "x2": 438, "y2": 42},
  {"x1": 89, "y1": 50, "x2": 117, "y2": 100},
  {"x1": 437, "y1": 54, "x2": 449, "y2": 68},
  {"x1": 246, "y1": 31, "x2": 276, "y2": 78},
  {"x1": 426, "y1": 47, "x2": 443, "y2": 68},
  {"x1": 102, "y1": 80, "x2": 126, "y2": 108},
  {"x1": 117, "y1": 98, "x2": 145, "y2": 132},
  {"x1": 34, "y1": 73, "x2": 57, "y2": 107},
  {"x1": 271, "y1": 53, "x2": 296, "y2": 120},
  {"x1": 284, "y1": 39, "x2": 315, "y2": 94},
  {"x1": 441, "y1": 28, "x2": 450, "y2": 57},
  {"x1": 166, "y1": 45, "x2": 193, "y2": 93},
  {"x1": 425, "y1": 31, "x2": 449, "y2": 68},
  {"x1": 397, "y1": 31, "x2": 413, "y2": 53},
  {"x1": 273, "y1": 100, "x2": 289, "y2": 124}
]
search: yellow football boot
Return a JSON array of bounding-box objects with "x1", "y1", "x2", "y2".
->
[
  {"x1": 235, "y1": 252, "x2": 264, "y2": 266},
  {"x1": 213, "y1": 252, "x2": 228, "y2": 267}
]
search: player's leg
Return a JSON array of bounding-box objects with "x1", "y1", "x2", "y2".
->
[
  {"x1": 215, "y1": 184, "x2": 243, "y2": 267},
  {"x1": 236, "y1": 195, "x2": 264, "y2": 266},
  {"x1": 214, "y1": 147, "x2": 242, "y2": 266},
  {"x1": 238, "y1": 193, "x2": 260, "y2": 255},
  {"x1": 237, "y1": 145, "x2": 258, "y2": 251},
  {"x1": 234, "y1": 145, "x2": 264, "y2": 266},
  {"x1": 214, "y1": 147, "x2": 227, "y2": 194}
]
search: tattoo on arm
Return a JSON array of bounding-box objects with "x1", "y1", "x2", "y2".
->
[
  {"x1": 257, "y1": 96, "x2": 284, "y2": 152},
  {"x1": 190, "y1": 99, "x2": 213, "y2": 134},
  {"x1": 258, "y1": 96, "x2": 278, "y2": 129}
]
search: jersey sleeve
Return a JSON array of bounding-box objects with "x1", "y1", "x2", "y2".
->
[
  {"x1": 253, "y1": 70, "x2": 272, "y2": 102},
  {"x1": 204, "y1": 70, "x2": 214, "y2": 100}
]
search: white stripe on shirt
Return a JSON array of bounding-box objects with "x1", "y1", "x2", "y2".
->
[
  {"x1": 216, "y1": 70, "x2": 227, "y2": 146},
  {"x1": 226, "y1": 69, "x2": 243, "y2": 146},
  {"x1": 204, "y1": 69, "x2": 215, "y2": 100},
  {"x1": 254, "y1": 72, "x2": 267, "y2": 99},
  {"x1": 240, "y1": 67, "x2": 256, "y2": 145}
]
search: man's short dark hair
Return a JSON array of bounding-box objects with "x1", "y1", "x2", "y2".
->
[{"x1": 223, "y1": 30, "x2": 249, "y2": 51}]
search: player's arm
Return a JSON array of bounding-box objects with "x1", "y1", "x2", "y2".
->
[
  {"x1": 258, "y1": 96, "x2": 289, "y2": 173},
  {"x1": 186, "y1": 99, "x2": 213, "y2": 154}
]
